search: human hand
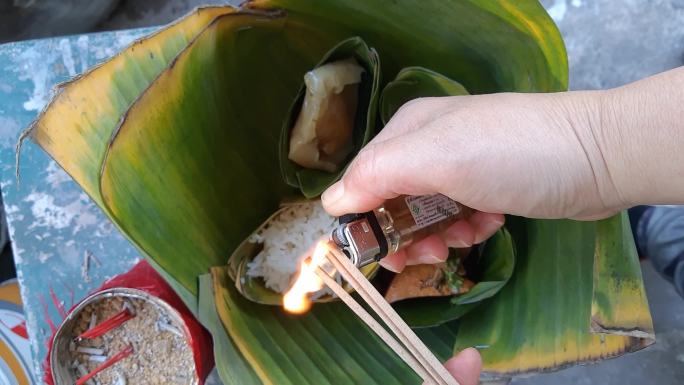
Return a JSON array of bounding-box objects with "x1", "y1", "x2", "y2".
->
[
  {"x1": 322, "y1": 91, "x2": 625, "y2": 272},
  {"x1": 434, "y1": 348, "x2": 482, "y2": 385}
]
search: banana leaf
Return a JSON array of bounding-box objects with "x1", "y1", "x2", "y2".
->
[
  {"x1": 592, "y1": 214, "x2": 653, "y2": 336},
  {"x1": 279, "y1": 37, "x2": 381, "y2": 198},
  {"x1": 21, "y1": 6, "x2": 234, "y2": 208},
  {"x1": 198, "y1": 274, "x2": 261, "y2": 385},
  {"x1": 208, "y1": 266, "x2": 422, "y2": 385},
  {"x1": 380, "y1": 67, "x2": 469, "y2": 125},
  {"x1": 453, "y1": 215, "x2": 653, "y2": 379},
  {"x1": 19, "y1": 0, "x2": 655, "y2": 381}
]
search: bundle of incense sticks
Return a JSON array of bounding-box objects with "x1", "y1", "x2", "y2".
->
[{"x1": 314, "y1": 240, "x2": 460, "y2": 385}]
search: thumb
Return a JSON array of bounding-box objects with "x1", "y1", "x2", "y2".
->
[
  {"x1": 321, "y1": 134, "x2": 445, "y2": 216},
  {"x1": 443, "y1": 348, "x2": 482, "y2": 385}
]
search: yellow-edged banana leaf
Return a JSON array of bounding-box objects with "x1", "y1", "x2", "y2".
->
[
  {"x1": 22, "y1": 6, "x2": 234, "y2": 208},
  {"x1": 198, "y1": 273, "x2": 261, "y2": 385},
  {"x1": 19, "y1": 0, "x2": 655, "y2": 381},
  {"x1": 453, "y1": 215, "x2": 653, "y2": 379}
]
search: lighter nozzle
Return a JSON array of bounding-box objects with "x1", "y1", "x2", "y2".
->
[{"x1": 332, "y1": 218, "x2": 382, "y2": 268}]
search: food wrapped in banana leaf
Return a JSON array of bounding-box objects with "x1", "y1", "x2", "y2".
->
[
  {"x1": 288, "y1": 58, "x2": 364, "y2": 172},
  {"x1": 280, "y1": 37, "x2": 381, "y2": 198}
]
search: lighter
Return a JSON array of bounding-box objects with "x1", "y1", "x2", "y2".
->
[{"x1": 331, "y1": 194, "x2": 472, "y2": 267}]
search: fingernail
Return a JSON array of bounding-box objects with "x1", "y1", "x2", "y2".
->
[
  {"x1": 414, "y1": 254, "x2": 446, "y2": 265},
  {"x1": 475, "y1": 221, "x2": 504, "y2": 244},
  {"x1": 445, "y1": 237, "x2": 472, "y2": 249},
  {"x1": 322, "y1": 182, "x2": 344, "y2": 206},
  {"x1": 379, "y1": 258, "x2": 402, "y2": 273}
]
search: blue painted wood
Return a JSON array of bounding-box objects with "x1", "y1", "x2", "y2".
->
[{"x1": 0, "y1": 28, "x2": 157, "y2": 381}]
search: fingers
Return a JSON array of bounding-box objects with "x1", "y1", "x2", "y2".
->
[
  {"x1": 443, "y1": 348, "x2": 482, "y2": 385},
  {"x1": 468, "y1": 212, "x2": 505, "y2": 244},
  {"x1": 322, "y1": 97, "x2": 467, "y2": 216},
  {"x1": 571, "y1": 209, "x2": 620, "y2": 221},
  {"x1": 322, "y1": 131, "x2": 448, "y2": 216},
  {"x1": 440, "y1": 219, "x2": 475, "y2": 248},
  {"x1": 378, "y1": 250, "x2": 407, "y2": 273},
  {"x1": 376, "y1": 213, "x2": 505, "y2": 273},
  {"x1": 405, "y1": 234, "x2": 449, "y2": 266},
  {"x1": 379, "y1": 235, "x2": 448, "y2": 273},
  {"x1": 373, "y1": 97, "x2": 457, "y2": 143},
  {"x1": 321, "y1": 143, "x2": 391, "y2": 216}
]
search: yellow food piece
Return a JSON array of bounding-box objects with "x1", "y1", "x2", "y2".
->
[
  {"x1": 288, "y1": 58, "x2": 364, "y2": 172},
  {"x1": 384, "y1": 263, "x2": 473, "y2": 303}
]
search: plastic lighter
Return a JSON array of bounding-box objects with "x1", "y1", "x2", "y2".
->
[{"x1": 331, "y1": 194, "x2": 472, "y2": 267}]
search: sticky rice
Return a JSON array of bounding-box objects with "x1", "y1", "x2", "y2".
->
[{"x1": 246, "y1": 201, "x2": 337, "y2": 293}]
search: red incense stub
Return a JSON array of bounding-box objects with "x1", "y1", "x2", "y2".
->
[{"x1": 76, "y1": 308, "x2": 135, "y2": 340}]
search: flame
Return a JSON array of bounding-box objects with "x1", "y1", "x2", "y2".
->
[{"x1": 283, "y1": 241, "x2": 330, "y2": 314}]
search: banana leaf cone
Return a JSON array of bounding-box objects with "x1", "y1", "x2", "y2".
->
[{"x1": 19, "y1": 1, "x2": 655, "y2": 383}]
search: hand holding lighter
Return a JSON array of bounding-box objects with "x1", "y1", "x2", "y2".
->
[{"x1": 332, "y1": 194, "x2": 472, "y2": 267}]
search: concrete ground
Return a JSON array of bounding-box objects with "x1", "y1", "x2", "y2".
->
[{"x1": 1, "y1": 0, "x2": 683, "y2": 384}]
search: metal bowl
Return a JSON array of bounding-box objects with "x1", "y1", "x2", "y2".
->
[{"x1": 50, "y1": 287, "x2": 199, "y2": 385}]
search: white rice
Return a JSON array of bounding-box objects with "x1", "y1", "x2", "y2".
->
[{"x1": 246, "y1": 201, "x2": 337, "y2": 293}]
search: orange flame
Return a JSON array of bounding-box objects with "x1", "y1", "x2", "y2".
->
[{"x1": 283, "y1": 241, "x2": 330, "y2": 314}]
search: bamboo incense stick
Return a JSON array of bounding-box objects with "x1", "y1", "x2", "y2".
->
[
  {"x1": 321, "y1": 242, "x2": 460, "y2": 385},
  {"x1": 314, "y1": 266, "x2": 436, "y2": 384}
]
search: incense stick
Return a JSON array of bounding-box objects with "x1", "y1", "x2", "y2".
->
[{"x1": 320, "y1": 242, "x2": 460, "y2": 385}]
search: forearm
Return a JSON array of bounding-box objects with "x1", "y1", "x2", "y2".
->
[{"x1": 596, "y1": 67, "x2": 684, "y2": 207}]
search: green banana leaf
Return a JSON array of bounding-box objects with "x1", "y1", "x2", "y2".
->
[
  {"x1": 453, "y1": 215, "x2": 653, "y2": 379},
  {"x1": 395, "y1": 228, "x2": 516, "y2": 328},
  {"x1": 20, "y1": 0, "x2": 655, "y2": 381},
  {"x1": 210, "y1": 265, "x2": 422, "y2": 385},
  {"x1": 198, "y1": 274, "x2": 261, "y2": 385},
  {"x1": 279, "y1": 37, "x2": 381, "y2": 198},
  {"x1": 380, "y1": 67, "x2": 469, "y2": 125},
  {"x1": 592, "y1": 214, "x2": 654, "y2": 336}
]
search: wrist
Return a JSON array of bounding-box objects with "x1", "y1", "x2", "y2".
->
[
  {"x1": 592, "y1": 88, "x2": 636, "y2": 208},
  {"x1": 594, "y1": 69, "x2": 684, "y2": 207},
  {"x1": 551, "y1": 89, "x2": 630, "y2": 211}
]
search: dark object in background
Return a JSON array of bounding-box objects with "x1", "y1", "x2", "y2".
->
[
  {"x1": 631, "y1": 205, "x2": 684, "y2": 299},
  {"x1": 0, "y1": 192, "x2": 12, "y2": 282},
  {"x1": 0, "y1": 244, "x2": 14, "y2": 282},
  {"x1": 0, "y1": 0, "x2": 120, "y2": 43}
]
